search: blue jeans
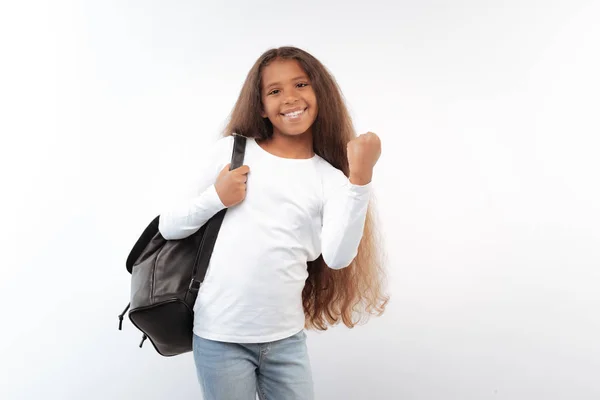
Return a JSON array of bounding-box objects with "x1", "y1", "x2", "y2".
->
[{"x1": 192, "y1": 330, "x2": 314, "y2": 400}]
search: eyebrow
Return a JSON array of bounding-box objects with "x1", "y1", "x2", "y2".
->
[{"x1": 264, "y1": 75, "x2": 309, "y2": 91}]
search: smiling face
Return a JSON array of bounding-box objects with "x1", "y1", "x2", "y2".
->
[{"x1": 260, "y1": 58, "x2": 318, "y2": 139}]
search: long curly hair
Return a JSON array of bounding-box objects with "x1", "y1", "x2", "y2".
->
[{"x1": 219, "y1": 46, "x2": 389, "y2": 330}]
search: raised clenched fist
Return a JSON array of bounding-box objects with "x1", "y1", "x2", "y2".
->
[{"x1": 347, "y1": 132, "x2": 381, "y2": 185}]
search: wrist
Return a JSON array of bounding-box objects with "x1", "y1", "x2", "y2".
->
[{"x1": 349, "y1": 173, "x2": 372, "y2": 185}]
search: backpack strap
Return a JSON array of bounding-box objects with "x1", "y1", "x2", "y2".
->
[{"x1": 189, "y1": 134, "x2": 247, "y2": 291}]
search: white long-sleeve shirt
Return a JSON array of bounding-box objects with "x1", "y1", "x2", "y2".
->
[{"x1": 158, "y1": 134, "x2": 371, "y2": 343}]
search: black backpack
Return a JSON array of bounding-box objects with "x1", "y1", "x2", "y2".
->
[{"x1": 118, "y1": 134, "x2": 247, "y2": 356}]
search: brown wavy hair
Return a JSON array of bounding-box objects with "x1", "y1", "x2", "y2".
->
[{"x1": 219, "y1": 46, "x2": 389, "y2": 330}]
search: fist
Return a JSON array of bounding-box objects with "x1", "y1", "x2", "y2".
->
[
  {"x1": 347, "y1": 132, "x2": 381, "y2": 184},
  {"x1": 214, "y1": 163, "x2": 250, "y2": 207}
]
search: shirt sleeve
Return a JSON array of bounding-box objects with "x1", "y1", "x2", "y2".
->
[
  {"x1": 158, "y1": 135, "x2": 234, "y2": 240},
  {"x1": 320, "y1": 170, "x2": 372, "y2": 269}
]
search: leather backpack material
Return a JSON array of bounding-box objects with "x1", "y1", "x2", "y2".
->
[{"x1": 118, "y1": 134, "x2": 247, "y2": 356}]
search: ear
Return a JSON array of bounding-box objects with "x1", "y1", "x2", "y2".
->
[{"x1": 260, "y1": 108, "x2": 267, "y2": 118}]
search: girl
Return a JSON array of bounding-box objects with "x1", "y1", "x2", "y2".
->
[{"x1": 158, "y1": 46, "x2": 388, "y2": 400}]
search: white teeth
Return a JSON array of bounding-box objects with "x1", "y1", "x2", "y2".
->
[{"x1": 284, "y1": 109, "x2": 304, "y2": 117}]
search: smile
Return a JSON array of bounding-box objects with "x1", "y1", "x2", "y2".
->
[{"x1": 281, "y1": 108, "x2": 308, "y2": 119}]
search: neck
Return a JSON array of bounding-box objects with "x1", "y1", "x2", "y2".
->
[{"x1": 258, "y1": 130, "x2": 314, "y2": 159}]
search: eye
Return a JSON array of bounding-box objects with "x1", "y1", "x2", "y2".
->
[
  {"x1": 297, "y1": 83, "x2": 309, "y2": 88},
  {"x1": 268, "y1": 89, "x2": 280, "y2": 96}
]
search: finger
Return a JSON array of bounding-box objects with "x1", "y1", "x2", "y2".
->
[{"x1": 234, "y1": 165, "x2": 250, "y2": 174}]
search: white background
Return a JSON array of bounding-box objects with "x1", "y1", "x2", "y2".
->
[{"x1": 1, "y1": 0, "x2": 599, "y2": 399}]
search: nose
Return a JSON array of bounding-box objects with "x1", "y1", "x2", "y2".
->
[{"x1": 283, "y1": 93, "x2": 299, "y2": 105}]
